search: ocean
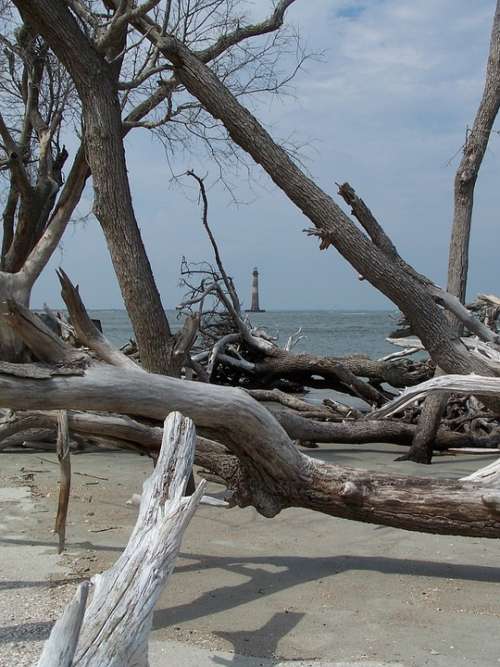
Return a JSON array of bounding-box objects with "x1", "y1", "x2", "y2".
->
[
  {"x1": 86, "y1": 309, "x2": 402, "y2": 408},
  {"x1": 89, "y1": 310, "x2": 398, "y2": 357},
  {"x1": 89, "y1": 309, "x2": 399, "y2": 360}
]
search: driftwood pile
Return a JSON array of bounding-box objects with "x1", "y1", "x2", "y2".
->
[
  {"x1": 2, "y1": 282, "x2": 500, "y2": 458},
  {"x1": 0, "y1": 272, "x2": 500, "y2": 538},
  {"x1": 0, "y1": 272, "x2": 499, "y2": 665},
  {"x1": 106, "y1": 200, "x2": 500, "y2": 456}
]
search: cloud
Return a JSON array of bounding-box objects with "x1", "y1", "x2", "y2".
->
[{"x1": 32, "y1": 0, "x2": 500, "y2": 310}]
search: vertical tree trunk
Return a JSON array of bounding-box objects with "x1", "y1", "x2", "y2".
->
[
  {"x1": 80, "y1": 84, "x2": 178, "y2": 375},
  {"x1": 13, "y1": 0, "x2": 181, "y2": 376},
  {"x1": 405, "y1": 0, "x2": 500, "y2": 463},
  {"x1": 448, "y1": 0, "x2": 500, "y2": 301},
  {"x1": 0, "y1": 274, "x2": 31, "y2": 361}
]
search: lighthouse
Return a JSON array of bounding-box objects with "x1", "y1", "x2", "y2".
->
[{"x1": 245, "y1": 267, "x2": 265, "y2": 312}]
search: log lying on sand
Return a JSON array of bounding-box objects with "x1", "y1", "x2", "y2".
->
[
  {"x1": 374, "y1": 374, "x2": 500, "y2": 419},
  {"x1": 37, "y1": 412, "x2": 205, "y2": 667},
  {"x1": 265, "y1": 404, "x2": 500, "y2": 449},
  {"x1": 3, "y1": 294, "x2": 500, "y2": 538},
  {"x1": 3, "y1": 362, "x2": 499, "y2": 537}
]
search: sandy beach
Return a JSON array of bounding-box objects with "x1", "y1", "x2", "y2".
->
[{"x1": 1, "y1": 443, "x2": 499, "y2": 667}]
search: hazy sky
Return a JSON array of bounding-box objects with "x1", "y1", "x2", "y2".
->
[{"x1": 32, "y1": 0, "x2": 500, "y2": 311}]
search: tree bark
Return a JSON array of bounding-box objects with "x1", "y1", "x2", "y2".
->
[
  {"x1": 400, "y1": 392, "x2": 447, "y2": 463},
  {"x1": 2, "y1": 403, "x2": 498, "y2": 458},
  {"x1": 448, "y1": 0, "x2": 500, "y2": 301},
  {"x1": 2, "y1": 300, "x2": 500, "y2": 538},
  {"x1": 0, "y1": 274, "x2": 32, "y2": 361},
  {"x1": 54, "y1": 410, "x2": 71, "y2": 554},
  {"x1": 1, "y1": 359, "x2": 500, "y2": 536},
  {"x1": 128, "y1": 19, "x2": 499, "y2": 386},
  {"x1": 407, "y1": 0, "x2": 500, "y2": 462},
  {"x1": 13, "y1": 0, "x2": 179, "y2": 375}
]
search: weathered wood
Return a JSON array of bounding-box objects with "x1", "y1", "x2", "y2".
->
[
  {"x1": 448, "y1": 0, "x2": 500, "y2": 305},
  {"x1": 1, "y1": 363, "x2": 500, "y2": 536},
  {"x1": 14, "y1": 0, "x2": 183, "y2": 377},
  {"x1": 462, "y1": 457, "x2": 500, "y2": 486},
  {"x1": 375, "y1": 374, "x2": 500, "y2": 419},
  {"x1": 0, "y1": 360, "x2": 83, "y2": 379},
  {"x1": 37, "y1": 412, "x2": 205, "y2": 667},
  {"x1": 246, "y1": 388, "x2": 338, "y2": 416},
  {"x1": 127, "y1": 14, "x2": 500, "y2": 389},
  {"x1": 57, "y1": 269, "x2": 142, "y2": 371},
  {"x1": 37, "y1": 581, "x2": 89, "y2": 667},
  {"x1": 2, "y1": 299, "x2": 85, "y2": 365},
  {"x1": 265, "y1": 403, "x2": 500, "y2": 449},
  {"x1": 54, "y1": 411, "x2": 71, "y2": 554},
  {"x1": 2, "y1": 403, "x2": 497, "y2": 463}
]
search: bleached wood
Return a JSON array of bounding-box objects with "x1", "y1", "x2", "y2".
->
[
  {"x1": 1, "y1": 364, "x2": 500, "y2": 535},
  {"x1": 374, "y1": 373, "x2": 500, "y2": 419},
  {"x1": 36, "y1": 581, "x2": 89, "y2": 667},
  {"x1": 387, "y1": 335, "x2": 500, "y2": 366},
  {"x1": 207, "y1": 332, "x2": 240, "y2": 380},
  {"x1": 36, "y1": 412, "x2": 205, "y2": 667},
  {"x1": 57, "y1": 269, "x2": 142, "y2": 371},
  {"x1": 461, "y1": 457, "x2": 500, "y2": 486},
  {"x1": 377, "y1": 347, "x2": 420, "y2": 362},
  {"x1": 284, "y1": 327, "x2": 305, "y2": 351},
  {"x1": 449, "y1": 448, "x2": 500, "y2": 454}
]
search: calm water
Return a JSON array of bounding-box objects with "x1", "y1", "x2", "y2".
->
[
  {"x1": 88, "y1": 309, "x2": 399, "y2": 359},
  {"x1": 83, "y1": 309, "x2": 401, "y2": 407}
]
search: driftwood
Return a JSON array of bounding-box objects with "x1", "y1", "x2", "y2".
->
[
  {"x1": 2, "y1": 402, "x2": 499, "y2": 471},
  {"x1": 2, "y1": 362, "x2": 500, "y2": 536},
  {"x1": 375, "y1": 374, "x2": 500, "y2": 419},
  {"x1": 37, "y1": 412, "x2": 205, "y2": 667},
  {"x1": 54, "y1": 411, "x2": 71, "y2": 554},
  {"x1": 37, "y1": 582, "x2": 90, "y2": 667},
  {"x1": 2, "y1": 294, "x2": 500, "y2": 537},
  {"x1": 176, "y1": 180, "x2": 430, "y2": 403}
]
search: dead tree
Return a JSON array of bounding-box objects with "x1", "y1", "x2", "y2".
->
[
  {"x1": 10, "y1": 3, "x2": 500, "y2": 454},
  {"x1": 0, "y1": 15, "x2": 84, "y2": 360},
  {"x1": 1, "y1": 292, "x2": 500, "y2": 538},
  {"x1": 114, "y1": 8, "x2": 500, "y2": 400},
  {"x1": 177, "y1": 173, "x2": 431, "y2": 404},
  {"x1": 407, "y1": 0, "x2": 500, "y2": 464},
  {"x1": 36, "y1": 411, "x2": 205, "y2": 667},
  {"x1": 9, "y1": 0, "x2": 303, "y2": 374}
]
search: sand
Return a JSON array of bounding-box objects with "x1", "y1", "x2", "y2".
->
[{"x1": 1, "y1": 443, "x2": 500, "y2": 667}]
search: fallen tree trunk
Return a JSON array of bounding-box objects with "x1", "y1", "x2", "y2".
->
[
  {"x1": 2, "y1": 288, "x2": 499, "y2": 537},
  {"x1": 37, "y1": 412, "x2": 205, "y2": 667},
  {"x1": 1, "y1": 357, "x2": 500, "y2": 535},
  {"x1": 266, "y1": 404, "x2": 500, "y2": 449},
  {"x1": 248, "y1": 350, "x2": 429, "y2": 400},
  {"x1": 2, "y1": 402, "x2": 498, "y2": 466}
]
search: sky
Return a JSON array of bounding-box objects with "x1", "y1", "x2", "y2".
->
[{"x1": 31, "y1": 0, "x2": 500, "y2": 311}]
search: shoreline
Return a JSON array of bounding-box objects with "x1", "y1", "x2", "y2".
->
[{"x1": 1, "y1": 444, "x2": 499, "y2": 666}]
